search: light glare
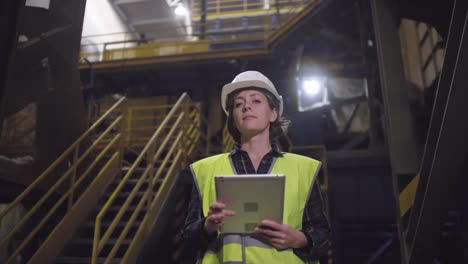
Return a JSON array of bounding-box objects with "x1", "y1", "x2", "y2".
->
[
  {"x1": 303, "y1": 79, "x2": 322, "y2": 96},
  {"x1": 174, "y1": 4, "x2": 187, "y2": 16}
]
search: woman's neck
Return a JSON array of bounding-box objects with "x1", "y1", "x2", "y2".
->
[
  {"x1": 240, "y1": 134, "x2": 272, "y2": 170},
  {"x1": 241, "y1": 133, "x2": 271, "y2": 151}
]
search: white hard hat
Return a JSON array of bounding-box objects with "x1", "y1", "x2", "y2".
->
[{"x1": 221, "y1": 71, "x2": 283, "y2": 116}]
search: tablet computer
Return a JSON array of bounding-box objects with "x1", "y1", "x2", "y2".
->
[{"x1": 215, "y1": 174, "x2": 285, "y2": 233}]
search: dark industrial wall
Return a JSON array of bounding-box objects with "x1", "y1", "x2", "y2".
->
[
  {"x1": 0, "y1": 1, "x2": 88, "y2": 174},
  {"x1": 327, "y1": 152, "x2": 400, "y2": 264},
  {"x1": 0, "y1": 0, "x2": 23, "y2": 117}
]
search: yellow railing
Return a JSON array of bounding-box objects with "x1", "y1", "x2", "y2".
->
[
  {"x1": 88, "y1": 97, "x2": 215, "y2": 155},
  {"x1": 124, "y1": 103, "x2": 183, "y2": 150},
  {"x1": 92, "y1": 93, "x2": 213, "y2": 263},
  {"x1": 191, "y1": 0, "x2": 307, "y2": 19},
  {"x1": 80, "y1": 0, "x2": 318, "y2": 63},
  {"x1": 122, "y1": 101, "x2": 213, "y2": 155},
  {"x1": 0, "y1": 97, "x2": 126, "y2": 264}
]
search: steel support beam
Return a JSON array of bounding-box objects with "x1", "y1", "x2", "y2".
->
[
  {"x1": 366, "y1": 237, "x2": 394, "y2": 263},
  {"x1": 406, "y1": 0, "x2": 467, "y2": 248},
  {"x1": 371, "y1": 0, "x2": 420, "y2": 262},
  {"x1": 200, "y1": 0, "x2": 206, "y2": 40},
  {"x1": 371, "y1": 0, "x2": 419, "y2": 176},
  {"x1": 356, "y1": 0, "x2": 383, "y2": 149},
  {"x1": 407, "y1": 6, "x2": 468, "y2": 264},
  {"x1": 342, "y1": 103, "x2": 361, "y2": 133},
  {"x1": 114, "y1": 0, "x2": 150, "y2": 4},
  {"x1": 130, "y1": 18, "x2": 174, "y2": 26}
]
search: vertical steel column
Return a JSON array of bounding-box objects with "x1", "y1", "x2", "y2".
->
[
  {"x1": 371, "y1": 0, "x2": 420, "y2": 263},
  {"x1": 356, "y1": 0, "x2": 381, "y2": 149},
  {"x1": 406, "y1": 0, "x2": 466, "y2": 249},
  {"x1": 200, "y1": 0, "x2": 206, "y2": 40},
  {"x1": 371, "y1": 0, "x2": 419, "y2": 176},
  {"x1": 408, "y1": 6, "x2": 468, "y2": 263},
  {"x1": 0, "y1": 0, "x2": 24, "y2": 134}
]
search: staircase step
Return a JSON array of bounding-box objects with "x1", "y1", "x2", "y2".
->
[
  {"x1": 100, "y1": 192, "x2": 155, "y2": 208},
  {"x1": 77, "y1": 220, "x2": 141, "y2": 240},
  {"x1": 108, "y1": 205, "x2": 147, "y2": 212},
  {"x1": 84, "y1": 220, "x2": 141, "y2": 228},
  {"x1": 121, "y1": 167, "x2": 170, "y2": 174},
  {"x1": 121, "y1": 167, "x2": 147, "y2": 173},
  {"x1": 71, "y1": 238, "x2": 132, "y2": 245},
  {"x1": 108, "y1": 178, "x2": 164, "y2": 189},
  {"x1": 103, "y1": 190, "x2": 149, "y2": 199},
  {"x1": 55, "y1": 256, "x2": 121, "y2": 264},
  {"x1": 61, "y1": 237, "x2": 130, "y2": 259}
]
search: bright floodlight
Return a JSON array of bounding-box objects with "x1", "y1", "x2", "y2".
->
[
  {"x1": 303, "y1": 79, "x2": 322, "y2": 96},
  {"x1": 174, "y1": 4, "x2": 188, "y2": 16}
]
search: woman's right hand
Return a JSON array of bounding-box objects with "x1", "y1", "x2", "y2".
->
[{"x1": 203, "y1": 201, "x2": 235, "y2": 234}]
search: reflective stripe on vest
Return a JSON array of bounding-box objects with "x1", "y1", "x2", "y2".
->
[{"x1": 190, "y1": 153, "x2": 321, "y2": 264}]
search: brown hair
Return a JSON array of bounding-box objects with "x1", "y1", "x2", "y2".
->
[{"x1": 225, "y1": 88, "x2": 290, "y2": 143}]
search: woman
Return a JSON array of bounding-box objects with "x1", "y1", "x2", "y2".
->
[{"x1": 183, "y1": 71, "x2": 330, "y2": 263}]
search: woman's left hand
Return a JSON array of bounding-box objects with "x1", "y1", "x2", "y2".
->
[{"x1": 254, "y1": 219, "x2": 308, "y2": 250}]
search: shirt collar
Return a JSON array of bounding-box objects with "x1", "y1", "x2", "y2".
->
[{"x1": 229, "y1": 143, "x2": 284, "y2": 157}]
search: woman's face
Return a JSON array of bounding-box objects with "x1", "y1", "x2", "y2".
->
[{"x1": 232, "y1": 90, "x2": 278, "y2": 138}]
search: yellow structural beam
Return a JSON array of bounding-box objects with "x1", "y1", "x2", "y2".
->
[
  {"x1": 80, "y1": 47, "x2": 269, "y2": 70},
  {"x1": 103, "y1": 40, "x2": 211, "y2": 61},
  {"x1": 399, "y1": 174, "x2": 420, "y2": 217}
]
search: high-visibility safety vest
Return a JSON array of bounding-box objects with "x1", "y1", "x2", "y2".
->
[{"x1": 190, "y1": 152, "x2": 321, "y2": 264}]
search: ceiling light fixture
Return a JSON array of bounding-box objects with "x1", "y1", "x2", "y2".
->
[{"x1": 174, "y1": 4, "x2": 187, "y2": 16}]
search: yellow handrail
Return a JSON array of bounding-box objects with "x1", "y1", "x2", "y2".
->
[
  {"x1": 191, "y1": 0, "x2": 306, "y2": 16},
  {"x1": 0, "y1": 96, "x2": 126, "y2": 263},
  {"x1": 8, "y1": 135, "x2": 121, "y2": 262},
  {"x1": 94, "y1": 113, "x2": 185, "y2": 256},
  {"x1": 92, "y1": 92, "x2": 215, "y2": 263},
  {"x1": 123, "y1": 101, "x2": 203, "y2": 149},
  {"x1": 0, "y1": 96, "x2": 125, "y2": 219}
]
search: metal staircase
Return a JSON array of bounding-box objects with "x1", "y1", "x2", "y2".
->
[
  {"x1": 0, "y1": 93, "x2": 216, "y2": 264},
  {"x1": 54, "y1": 167, "x2": 165, "y2": 264},
  {"x1": 0, "y1": 96, "x2": 125, "y2": 264}
]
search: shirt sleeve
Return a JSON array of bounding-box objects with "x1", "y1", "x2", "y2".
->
[
  {"x1": 293, "y1": 179, "x2": 331, "y2": 261},
  {"x1": 182, "y1": 182, "x2": 218, "y2": 251}
]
